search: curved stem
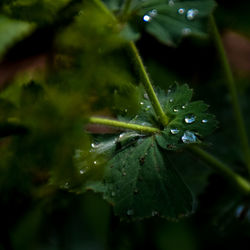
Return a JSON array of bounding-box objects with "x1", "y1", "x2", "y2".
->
[
  {"x1": 89, "y1": 117, "x2": 161, "y2": 134},
  {"x1": 210, "y1": 15, "x2": 250, "y2": 174},
  {"x1": 189, "y1": 145, "x2": 250, "y2": 194},
  {"x1": 127, "y1": 42, "x2": 170, "y2": 126},
  {"x1": 122, "y1": 0, "x2": 132, "y2": 16}
]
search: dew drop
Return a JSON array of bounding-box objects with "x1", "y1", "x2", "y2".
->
[
  {"x1": 64, "y1": 182, "x2": 69, "y2": 189},
  {"x1": 122, "y1": 172, "x2": 127, "y2": 176},
  {"x1": 143, "y1": 15, "x2": 151, "y2": 22},
  {"x1": 168, "y1": 0, "x2": 174, "y2": 6},
  {"x1": 182, "y1": 105, "x2": 186, "y2": 109},
  {"x1": 91, "y1": 143, "x2": 98, "y2": 149},
  {"x1": 186, "y1": 9, "x2": 199, "y2": 20},
  {"x1": 140, "y1": 102, "x2": 144, "y2": 105},
  {"x1": 170, "y1": 128, "x2": 180, "y2": 135},
  {"x1": 149, "y1": 9, "x2": 158, "y2": 17},
  {"x1": 182, "y1": 28, "x2": 191, "y2": 35},
  {"x1": 184, "y1": 115, "x2": 196, "y2": 124},
  {"x1": 178, "y1": 8, "x2": 185, "y2": 15},
  {"x1": 124, "y1": 109, "x2": 128, "y2": 113},
  {"x1": 80, "y1": 170, "x2": 85, "y2": 175},
  {"x1": 168, "y1": 89, "x2": 171, "y2": 93},
  {"x1": 144, "y1": 93, "x2": 149, "y2": 99},
  {"x1": 173, "y1": 108, "x2": 179, "y2": 112},
  {"x1": 181, "y1": 131, "x2": 197, "y2": 144},
  {"x1": 127, "y1": 209, "x2": 134, "y2": 216},
  {"x1": 152, "y1": 210, "x2": 158, "y2": 216},
  {"x1": 169, "y1": 98, "x2": 174, "y2": 103},
  {"x1": 93, "y1": 161, "x2": 97, "y2": 165},
  {"x1": 111, "y1": 191, "x2": 116, "y2": 197},
  {"x1": 202, "y1": 119, "x2": 208, "y2": 123},
  {"x1": 145, "y1": 105, "x2": 151, "y2": 111}
]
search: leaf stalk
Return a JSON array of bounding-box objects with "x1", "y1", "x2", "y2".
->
[
  {"x1": 189, "y1": 145, "x2": 250, "y2": 194},
  {"x1": 210, "y1": 15, "x2": 250, "y2": 175},
  {"x1": 89, "y1": 117, "x2": 161, "y2": 134},
  {"x1": 127, "y1": 42, "x2": 170, "y2": 126}
]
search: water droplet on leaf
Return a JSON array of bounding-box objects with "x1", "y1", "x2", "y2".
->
[
  {"x1": 127, "y1": 209, "x2": 134, "y2": 216},
  {"x1": 80, "y1": 170, "x2": 85, "y2": 175},
  {"x1": 186, "y1": 9, "x2": 199, "y2": 20},
  {"x1": 170, "y1": 128, "x2": 180, "y2": 135},
  {"x1": 111, "y1": 191, "x2": 116, "y2": 197},
  {"x1": 182, "y1": 131, "x2": 197, "y2": 144},
  {"x1": 202, "y1": 119, "x2": 208, "y2": 123},
  {"x1": 152, "y1": 210, "x2": 158, "y2": 216},
  {"x1": 168, "y1": 0, "x2": 174, "y2": 6},
  {"x1": 169, "y1": 98, "x2": 174, "y2": 103},
  {"x1": 173, "y1": 108, "x2": 179, "y2": 112},
  {"x1": 143, "y1": 15, "x2": 151, "y2": 22},
  {"x1": 178, "y1": 8, "x2": 185, "y2": 15},
  {"x1": 185, "y1": 115, "x2": 196, "y2": 124},
  {"x1": 182, "y1": 28, "x2": 191, "y2": 35}
]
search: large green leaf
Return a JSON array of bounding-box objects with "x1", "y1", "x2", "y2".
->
[
  {"x1": 76, "y1": 84, "x2": 217, "y2": 220},
  {"x1": 88, "y1": 136, "x2": 195, "y2": 220}
]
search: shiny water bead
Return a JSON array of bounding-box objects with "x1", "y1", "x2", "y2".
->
[
  {"x1": 173, "y1": 108, "x2": 179, "y2": 112},
  {"x1": 169, "y1": 0, "x2": 175, "y2": 6},
  {"x1": 169, "y1": 98, "x2": 174, "y2": 103},
  {"x1": 149, "y1": 9, "x2": 158, "y2": 17},
  {"x1": 182, "y1": 28, "x2": 191, "y2": 35},
  {"x1": 184, "y1": 115, "x2": 196, "y2": 124},
  {"x1": 93, "y1": 161, "x2": 97, "y2": 165},
  {"x1": 80, "y1": 170, "x2": 85, "y2": 175},
  {"x1": 143, "y1": 15, "x2": 151, "y2": 22},
  {"x1": 202, "y1": 119, "x2": 208, "y2": 123},
  {"x1": 181, "y1": 131, "x2": 197, "y2": 144},
  {"x1": 186, "y1": 9, "x2": 199, "y2": 20},
  {"x1": 127, "y1": 209, "x2": 134, "y2": 216},
  {"x1": 170, "y1": 128, "x2": 180, "y2": 135},
  {"x1": 178, "y1": 8, "x2": 185, "y2": 15}
]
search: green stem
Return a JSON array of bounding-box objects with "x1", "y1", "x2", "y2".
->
[
  {"x1": 89, "y1": 117, "x2": 161, "y2": 134},
  {"x1": 122, "y1": 0, "x2": 132, "y2": 16},
  {"x1": 189, "y1": 145, "x2": 250, "y2": 194},
  {"x1": 210, "y1": 15, "x2": 250, "y2": 174},
  {"x1": 92, "y1": 0, "x2": 117, "y2": 21},
  {"x1": 127, "y1": 42, "x2": 170, "y2": 126}
]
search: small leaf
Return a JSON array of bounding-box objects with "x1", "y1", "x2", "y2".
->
[{"x1": 104, "y1": 0, "x2": 216, "y2": 46}]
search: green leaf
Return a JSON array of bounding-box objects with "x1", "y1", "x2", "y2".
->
[
  {"x1": 87, "y1": 135, "x2": 195, "y2": 220},
  {"x1": 0, "y1": 15, "x2": 33, "y2": 59},
  {"x1": 104, "y1": 0, "x2": 216, "y2": 46},
  {"x1": 77, "y1": 84, "x2": 217, "y2": 220},
  {"x1": 136, "y1": 0, "x2": 216, "y2": 45}
]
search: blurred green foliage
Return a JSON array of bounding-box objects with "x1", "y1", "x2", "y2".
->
[{"x1": 1, "y1": 0, "x2": 250, "y2": 249}]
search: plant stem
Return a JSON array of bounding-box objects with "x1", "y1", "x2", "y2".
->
[
  {"x1": 210, "y1": 15, "x2": 250, "y2": 174},
  {"x1": 127, "y1": 42, "x2": 170, "y2": 126},
  {"x1": 89, "y1": 117, "x2": 161, "y2": 134},
  {"x1": 92, "y1": 0, "x2": 117, "y2": 21},
  {"x1": 189, "y1": 145, "x2": 250, "y2": 194},
  {"x1": 122, "y1": 0, "x2": 132, "y2": 16}
]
